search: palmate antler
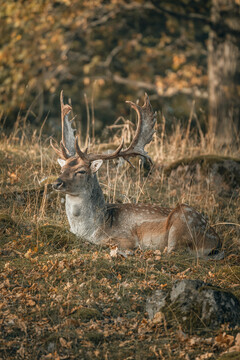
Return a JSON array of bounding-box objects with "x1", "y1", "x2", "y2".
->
[
  {"x1": 50, "y1": 90, "x2": 76, "y2": 159},
  {"x1": 51, "y1": 91, "x2": 157, "y2": 164}
]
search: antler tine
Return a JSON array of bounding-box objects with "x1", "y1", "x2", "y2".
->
[
  {"x1": 122, "y1": 93, "x2": 156, "y2": 162},
  {"x1": 50, "y1": 138, "x2": 69, "y2": 160},
  {"x1": 83, "y1": 93, "x2": 156, "y2": 164},
  {"x1": 60, "y1": 90, "x2": 76, "y2": 157},
  {"x1": 60, "y1": 141, "x2": 71, "y2": 159},
  {"x1": 88, "y1": 137, "x2": 124, "y2": 161},
  {"x1": 60, "y1": 90, "x2": 72, "y2": 145},
  {"x1": 50, "y1": 90, "x2": 76, "y2": 160},
  {"x1": 75, "y1": 136, "x2": 89, "y2": 162}
]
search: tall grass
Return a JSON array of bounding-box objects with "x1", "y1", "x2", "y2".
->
[
  {"x1": 0, "y1": 102, "x2": 239, "y2": 213},
  {"x1": 0, "y1": 103, "x2": 239, "y2": 253}
]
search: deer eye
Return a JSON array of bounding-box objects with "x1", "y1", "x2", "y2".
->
[{"x1": 76, "y1": 170, "x2": 86, "y2": 175}]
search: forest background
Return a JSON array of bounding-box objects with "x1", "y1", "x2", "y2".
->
[{"x1": 1, "y1": 0, "x2": 239, "y2": 144}]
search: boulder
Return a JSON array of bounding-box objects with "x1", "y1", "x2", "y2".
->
[
  {"x1": 146, "y1": 279, "x2": 240, "y2": 330},
  {"x1": 165, "y1": 155, "x2": 240, "y2": 197}
]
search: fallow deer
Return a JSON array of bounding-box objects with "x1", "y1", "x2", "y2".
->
[{"x1": 51, "y1": 91, "x2": 222, "y2": 257}]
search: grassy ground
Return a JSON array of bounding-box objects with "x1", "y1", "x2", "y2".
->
[{"x1": 0, "y1": 118, "x2": 240, "y2": 360}]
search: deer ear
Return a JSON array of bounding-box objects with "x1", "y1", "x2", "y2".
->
[
  {"x1": 58, "y1": 159, "x2": 66, "y2": 167},
  {"x1": 91, "y1": 159, "x2": 103, "y2": 173}
]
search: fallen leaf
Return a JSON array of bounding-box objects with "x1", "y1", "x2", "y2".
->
[
  {"x1": 27, "y1": 300, "x2": 36, "y2": 306},
  {"x1": 152, "y1": 311, "x2": 164, "y2": 325},
  {"x1": 59, "y1": 337, "x2": 72, "y2": 349},
  {"x1": 110, "y1": 246, "x2": 128, "y2": 258},
  {"x1": 196, "y1": 353, "x2": 213, "y2": 360},
  {"x1": 215, "y1": 332, "x2": 234, "y2": 347},
  {"x1": 176, "y1": 329, "x2": 188, "y2": 342},
  {"x1": 110, "y1": 246, "x2": 118, "y2": 258},
  {"x1": 24, "y1": 249, "x2": 33, "y2": 259},
  {"x1": 225, "y1": 332, "x2": 240, "y2": 353}
]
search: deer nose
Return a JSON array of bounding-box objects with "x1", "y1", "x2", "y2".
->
[{"x1": 52, "y1": 178, "x2": 64, "y2": 190}]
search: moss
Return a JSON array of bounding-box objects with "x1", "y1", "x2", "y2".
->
[
  {"x1": 114, "y1": 263, "x2": 134, "y2": 273},
  {"x1": 220, "y1": 266, "x2": 240, "y2": 281},
  {"x1": 161, "y1": 300, "x2": 209, "y2": 333},
  {"x1": 0, "y1": 212, "x2": 17, "y2": 246},
  {"x1": 71, "y1": 307, "x2": 102, "y2": 322},
  {"x1": 219, "y1": 266, "x2": 240, "y2": 297},
  {"x1": 85, "y1": 330, "x2": 104, "y2": 344},
  {"x1": 0, "y1": 213, "x2": 15, "y2": 233},
  {"x1": 32, "y1": 224, "x2": 76, "y2": 252}
]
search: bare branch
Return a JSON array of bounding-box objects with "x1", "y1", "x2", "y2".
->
[{"x1": 113, "y1": 75, "x2": 208, "y2": 99}]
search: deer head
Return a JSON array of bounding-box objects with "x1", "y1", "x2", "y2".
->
[{"x1": 51, "y1": 91, "x2": 156, "y2": 196}]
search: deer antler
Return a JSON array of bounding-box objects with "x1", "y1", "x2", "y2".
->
[
  {"x1": 75, "y1": 93, "x2": 156, "y2": 164},
  {"x1": 51, "y1": 91, "x2": 76, "y2": 160},
  {"x1": 52, "y1": 92, "x2": 156, "y2": 164},
  {"x1": 123, "y1": 93, "x2": 156, "y2": 163}
]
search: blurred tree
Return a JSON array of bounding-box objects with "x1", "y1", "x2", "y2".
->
[{"x1": 208, "y1": 0, "x2": 240, "y2": 144}]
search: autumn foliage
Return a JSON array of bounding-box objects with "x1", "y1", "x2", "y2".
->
[{"x1": 0, "y1": 0, "x2": 210, "y2": 129}]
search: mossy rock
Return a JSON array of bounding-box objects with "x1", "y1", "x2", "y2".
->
[
  {"x1": 165, "y1": 155, "x2": 240, "y2": 196},
  {"x1": 146, "y1": 280, "x2": 240, "y2": 332},
  {"x1": 88, "y1": 258, "x2": 113, "y2": 280},
  {"x1": 71, "y1": 307, "x2": 102, "y2": 322},
  {"x1": 33, "y1": 224, "x2": 76, "y2": 251},
  {"x1": 85, "y1": 330, "x2": 104, "y2": 344},
  {"x1": 165, "y1": 155, "x2": 240, "y2": 175},
  {"x1": 0, "y1": 213, "x2": 15, "y2": 231}
]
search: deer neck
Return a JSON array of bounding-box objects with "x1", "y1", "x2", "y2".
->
[{"x1": 65, "y1": 174, "x2": 106, "y2": 242}]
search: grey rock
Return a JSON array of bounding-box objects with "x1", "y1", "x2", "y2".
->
[
  {"x1": 146, "y1": 279, "x2": 240, "y2": 330},
  {"x1": 166, "y1": 156, "x2": 240, "y2": 198},
  {"x1": 47, "y1": 342, "x2": 56, "y2": 353},
  {"x1": 146, "y1": 290, "x2": 167, "y2": 320}
]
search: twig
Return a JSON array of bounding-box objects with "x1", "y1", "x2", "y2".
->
[{"x1": 212, "y1": 222, "x2": 240, "y2": 227}]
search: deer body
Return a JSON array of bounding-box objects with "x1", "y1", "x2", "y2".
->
[
  {"x1": 55, "y1": 156, "x2": 220, "y2": 256},
  {"x1": 52, "y1": 92, "x2": 222, "y2": 257}
]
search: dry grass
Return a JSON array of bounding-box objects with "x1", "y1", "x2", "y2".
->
[{"x1": 0, "y1": 112, "x2": 240, "y2": 359}]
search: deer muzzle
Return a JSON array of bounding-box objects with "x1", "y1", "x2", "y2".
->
[{"x1": 52, "y1": 178, "x2": 64, "y2": 190}]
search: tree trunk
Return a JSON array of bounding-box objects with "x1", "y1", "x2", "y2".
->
[{"x1": 208, "y1": 0, "x2": 240, "y2": 145}]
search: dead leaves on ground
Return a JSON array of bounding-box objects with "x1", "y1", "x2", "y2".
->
[{"x1": 0, "y1": 246, "x2": 239, "y2": 359}]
